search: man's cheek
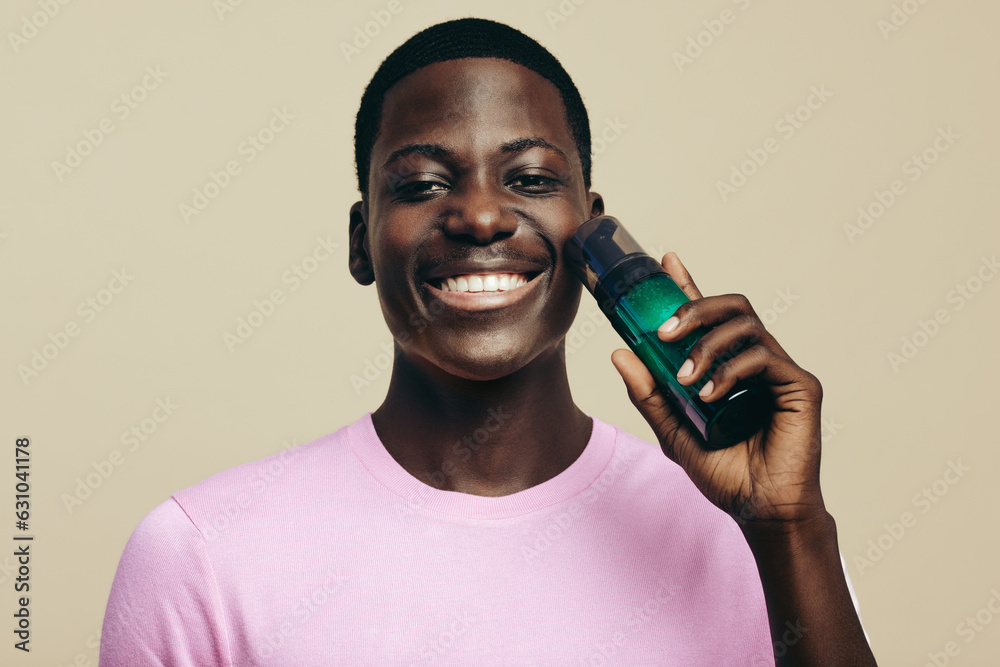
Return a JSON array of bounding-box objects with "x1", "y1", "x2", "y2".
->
[{"x1": 408, "y1": 312, "x2": 427, "y2": 333}]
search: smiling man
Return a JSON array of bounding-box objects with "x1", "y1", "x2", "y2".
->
[
  {"x1": 349, "y1": 38, "x2": 601, "y2": 499},
  {"x1": 99, "y1": 17, "x2": 876, "y2": 666}
]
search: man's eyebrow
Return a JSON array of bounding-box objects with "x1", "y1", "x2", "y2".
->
[
  {"x1": 381, "y1": 137, "x2": 570, "y2": 172},
  {"x1": 381, "y1": 143, "x2": 455, "y2": 171},
  {"x1": 500, "y1": 137, "x2": 569, "y2": 164}
]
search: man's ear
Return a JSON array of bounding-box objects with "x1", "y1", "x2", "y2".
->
[
  {"x1": 588, "y1": 190, "x2": 605, "y2": 219},
  {"x1": 348, "y1": 200, "x2": 375, "y2": 286}
]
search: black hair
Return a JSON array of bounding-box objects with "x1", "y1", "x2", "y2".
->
[{"x1": 353, "y1": 17, "x2": 592, "y2": 198}]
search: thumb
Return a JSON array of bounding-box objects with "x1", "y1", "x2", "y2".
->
[{"x1": 610, "y1": 348, "x2": 697, "y2": 464}]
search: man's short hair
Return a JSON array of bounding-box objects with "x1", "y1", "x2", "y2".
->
[{"x1": 353, "y1": 17, "x2": 592, "y2": 198}]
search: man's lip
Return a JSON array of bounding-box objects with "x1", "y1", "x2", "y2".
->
[
  {"x1": 423, "y1": 269, "x2": 545, "y2": 312},
  {"x1": 422, "y1": 258, "x2": 548, "y2": 282}
]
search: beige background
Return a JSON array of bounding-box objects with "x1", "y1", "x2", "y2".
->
[{"x1": 2, "y1": 0, "x2": 998, "y2": 664}]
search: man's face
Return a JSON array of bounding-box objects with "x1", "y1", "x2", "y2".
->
[{"x1": 350, "y1": 57, "x2": 603, "y2": 382}]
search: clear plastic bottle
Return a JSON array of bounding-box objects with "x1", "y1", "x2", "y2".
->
[{"x1": 565, "y1": 216, "x2": 770, "y2": 449}]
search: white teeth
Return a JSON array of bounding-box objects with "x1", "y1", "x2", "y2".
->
[{"x1": 436, "y1": 272, "x2": 532, "y2": 293}]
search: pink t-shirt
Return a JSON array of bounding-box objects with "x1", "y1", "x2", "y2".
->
[{"x1": 99, "y1": 413, "x2": 778, "y2": 666}]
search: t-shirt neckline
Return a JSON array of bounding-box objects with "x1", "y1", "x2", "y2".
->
[{"x1": 348, "y1": 412, "x2": 617, "y2": 520}]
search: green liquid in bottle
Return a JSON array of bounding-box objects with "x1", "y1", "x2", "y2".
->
[{"x1": 604, "y1": 273, "x2": 768, "y2": 448}]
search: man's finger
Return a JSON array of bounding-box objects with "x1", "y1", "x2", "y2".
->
[
  {"x1": 662, "y1": 252, "x2": 703, "y2": 301},
  {"x1": 610, "y1": 348, "x2": 694, "y2": 465}
]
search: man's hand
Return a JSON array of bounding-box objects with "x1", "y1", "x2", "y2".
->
[
  {"x1": 611, "y1": 251, "x2": 878, "y2": 666},
  {"x1": 610, "y1": 251, "x2": 827, "y2": 527}
]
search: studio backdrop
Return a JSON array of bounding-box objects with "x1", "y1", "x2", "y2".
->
[{"x1": 2, "y1": 0, "x2": 998, "y2": 664}]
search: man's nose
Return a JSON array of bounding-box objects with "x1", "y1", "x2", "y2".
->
[{"x1": 441, "y1": 180, "x2": 517, "y2": 245}]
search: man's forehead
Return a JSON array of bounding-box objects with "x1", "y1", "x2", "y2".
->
[
  {"x1": 374, "y1": 58, "x2": 574, "y2": 161},
  {"x1": 383, "y1": 57, "x2": 559, "y2": 107}
]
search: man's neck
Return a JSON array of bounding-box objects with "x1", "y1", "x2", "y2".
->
[{"x1": 371, "y1": 343, "x2": 592, "y2": 497}]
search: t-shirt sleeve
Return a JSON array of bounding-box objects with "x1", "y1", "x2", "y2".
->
[
  {"x1": 841, "y1": 550, "x2": 871, "y2": 646},
  {"x1": 98, "y1": 498, "x2": 232, "y2": 667}
]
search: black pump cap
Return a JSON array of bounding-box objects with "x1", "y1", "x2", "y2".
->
[{"x1": 565, "y1": 216, "x2": 665, "y2": 312}]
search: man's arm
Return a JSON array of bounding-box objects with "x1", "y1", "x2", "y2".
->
[
  {"x1": 99, "y1": 498, "x2": 232, "y2": 667},
  {"x1": 610, "y1": 251, "x2": 877, "y2": 666},
  {"x1": 742, "y1": 511, "x2": 875, "y2": 666}
]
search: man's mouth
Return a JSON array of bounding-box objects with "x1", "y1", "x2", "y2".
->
[
  {"x1": 432, "y1": 272, "x2": 537, "y2": 293},
  {"x1": 420, "y1": 256, "x2": 548, "y2": 311}
]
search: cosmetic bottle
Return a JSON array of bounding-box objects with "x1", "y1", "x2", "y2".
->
[{"x1": 565, "y1": 215, "x2": 770, "y2": 449}]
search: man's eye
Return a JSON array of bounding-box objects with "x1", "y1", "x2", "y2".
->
[
  {"x1": 508, "y1": 174, "x2": 560, "y2": 193},
  {"x1": 395, "y1": 180, "x2": 449, "y2": 199}
]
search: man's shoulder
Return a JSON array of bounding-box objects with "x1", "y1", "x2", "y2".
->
[
  {"x1": 591, "y1": 416, "x2": 759, "y2": 581},
  {"x1": 168, "y1": 414, "x2": 368, "y2": 532},
  {"x1": 592, "y1": 416, "x2": 740, "y2": 528},
  {"x1": 594, "y1": 416, "x2": 698, "y2": 490}
]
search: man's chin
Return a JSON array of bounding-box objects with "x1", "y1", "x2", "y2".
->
[
  {"x1": 408, "y1": 342, "x2": 540, "y2": 384},
  {"x1": 437, "y1": 352, "x2": 530, "y2": 383}
]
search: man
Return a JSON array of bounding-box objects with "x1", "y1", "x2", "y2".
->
[{"x1": 100, "y1": 17, "x2": 877, "y2": 666}]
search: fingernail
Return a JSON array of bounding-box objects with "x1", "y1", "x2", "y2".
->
[
  {"x1": 677, "y1": 358, "x2": 694, "y2": 378},
  {"x1": 660, "y1": 316, "x2": 679, "y2": 333},
  {"x1": 699, "y1": 380, "x2": 714, "y2": 397}
]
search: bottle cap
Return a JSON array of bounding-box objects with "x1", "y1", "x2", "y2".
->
[{"x1": 565, "y1": 216, "x2": 664, "y2": 312}]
